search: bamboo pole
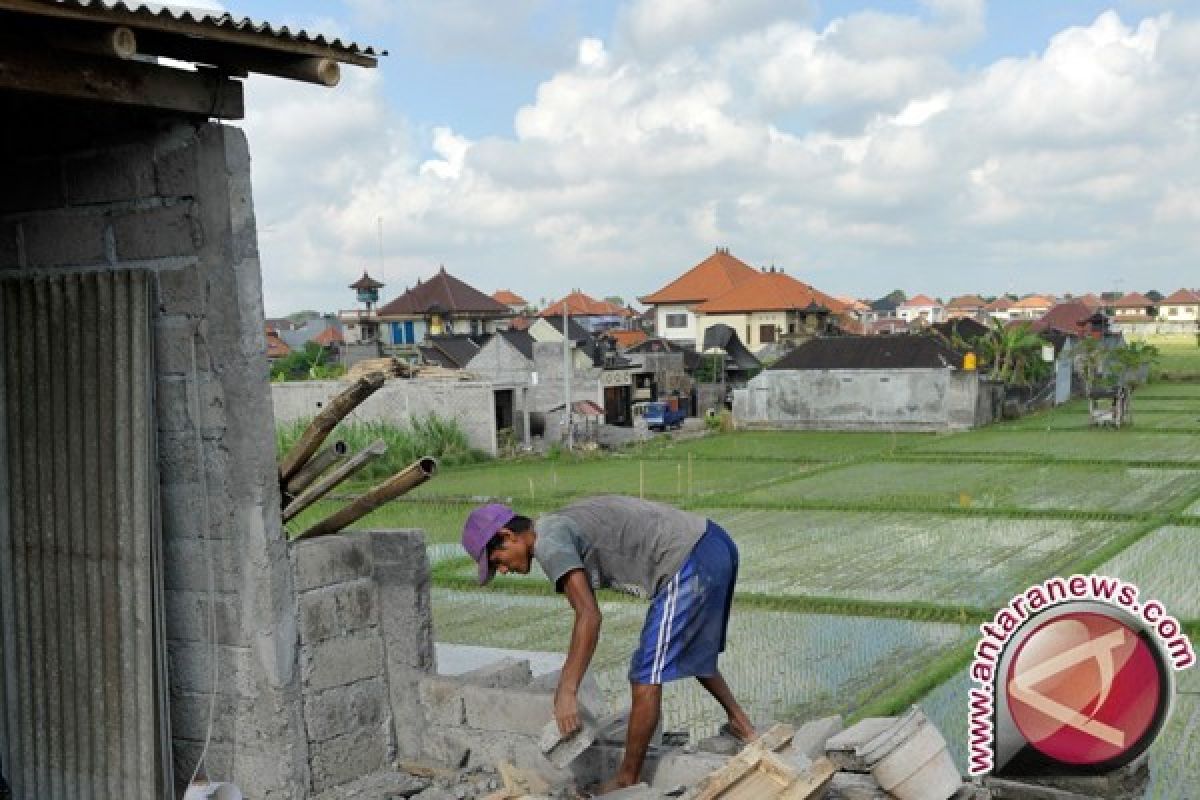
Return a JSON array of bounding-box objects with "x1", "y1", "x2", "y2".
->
[
  {"x1": 294, "y1": 457, "x2": 438, "y2": 541},
  {"x1": 282, "y1": 439, "x2": 387, "y2": 523},
  {"x1": 278, "y1": 372, "x2": 385, "y2": 483},
  {"x1": 285, "y1": 439, "x2": 348, "y2": 496}
]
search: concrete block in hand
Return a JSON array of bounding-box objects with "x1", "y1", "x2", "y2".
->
[{"x1": 539, "y1": 713, "x2": 599, "y2": 769}]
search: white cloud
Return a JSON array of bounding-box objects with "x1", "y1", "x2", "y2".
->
[{"x1": 245, "y1": 5, "x2": 1200, "y2": 314}]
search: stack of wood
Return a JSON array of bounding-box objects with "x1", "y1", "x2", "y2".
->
[
  {"x1": 277, "y1": 372, "x2": 438, "y2": 541},
  {"x1": 342, "y1": 357, "x2": 481, "y2": 383}
]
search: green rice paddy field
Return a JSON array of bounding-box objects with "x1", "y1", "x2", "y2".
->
[{"x1": 294, "y1": 381, "x2": 1200, "y2": 795}]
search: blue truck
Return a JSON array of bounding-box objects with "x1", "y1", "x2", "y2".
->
[{"x1": 642, "y1": 401, "x2": 686, "y2": 431}]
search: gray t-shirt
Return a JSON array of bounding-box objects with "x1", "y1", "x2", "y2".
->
[{"x1": 534, "y1": 496, "x2": 707, "y2": 598}]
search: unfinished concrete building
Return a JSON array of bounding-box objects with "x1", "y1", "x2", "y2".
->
[{"x1": 0, "y1": 3, "x2": 419, "y2": 797}]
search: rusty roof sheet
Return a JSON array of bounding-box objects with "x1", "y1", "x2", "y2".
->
[{"x1": 1, "y1": 0, "x2": 383, "y2": 63}]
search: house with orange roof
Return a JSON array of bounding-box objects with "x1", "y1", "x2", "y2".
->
[
  {"x1": 692, "y1": 268, "x2": 847, "y2": 349},
  {"x1": 539, "y1": 290, "x2": 630, "y2": 333},
  {"x1": 897, "y1": 294, "x2": 945, "y2": 325},
  {"x1": 1008, "y1": 294, "x2": 1056, "y2": 321},
  {"x1": 946, "y1": 294, "x2": 987, "y2": 320},
  {"x1": 492, "y1": 289, "x2": 529, "y2": 315},
  {"x1": 1157, "y1": 288, "x2": 1200, "y2": 322},
  {"x1": 639, "y1": 247, "x2": 761, "y2": 346},
  {"x1": 265, "y1": 326, "x2": 291, "y2": 360}
]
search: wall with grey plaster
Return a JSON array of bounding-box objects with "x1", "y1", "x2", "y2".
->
[
  {"x1": 0, "y1": 118, "x2": 307, "y2": 797},
  {"x1": 734, "y1": 369, "x2": 987, "y2": 431},
  {"x1": 272, "y1": 379, "x2": 500, "y2": 456}
]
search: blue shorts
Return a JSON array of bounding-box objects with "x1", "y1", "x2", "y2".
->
[{"x1": 629, "y1": 521, "x2": 738, "y2": 685}]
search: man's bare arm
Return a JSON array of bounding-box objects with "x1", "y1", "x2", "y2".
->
[{"x1": 555, "y1": 568, "x2": 602, "y2": 734}]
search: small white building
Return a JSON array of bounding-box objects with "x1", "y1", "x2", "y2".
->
[
  {"x1": 1158, "y1": 288, "x2": 1200, "y2": 322},
  {"x1": 896, "y1": 294, "x2": 945, "y2": 325}
]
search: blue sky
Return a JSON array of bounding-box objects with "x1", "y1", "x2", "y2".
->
[{"x1": 209, "y1": 1, "x2": 1200, "y2": 314}]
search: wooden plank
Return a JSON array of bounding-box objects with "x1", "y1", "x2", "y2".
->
[
  {"x1": 0, "y1": 0, "x2": 378, "y2": 66},
  {"x1": 0, "y1": 43, "x2": 243, "y2": 118}
]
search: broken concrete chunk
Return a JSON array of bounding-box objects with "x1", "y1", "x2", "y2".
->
[
  {"x1": 792, "y1": 715, "x2": 844, "y2": 762},
  {"x1": 646, "y1": 750, "x2": 730, "y2": 790},
  {"x1": 695, "y1": 731, "x2": 741, "y2": 756},
  {"x1": 825, "y1": 718, "x2": 898, "y2": 771},
  {"x1": 826, "y1": 771, "x2": 890, "y2": 800},
  {"x1": 458, "y1": 658, "x2": 535, "y2": 689},
  {"x1": 594, "y1": 783, "x2": 659, "y2": 799}
]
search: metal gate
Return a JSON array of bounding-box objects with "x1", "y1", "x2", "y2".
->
[{"x1": 0, "y1": 270, "x2": 170, "y2": 798}]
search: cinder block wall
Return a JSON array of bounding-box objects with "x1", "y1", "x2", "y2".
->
[
  {"x1": 272, "y1": 379, "x2": 501, "y2": 455},
  {"x1": 292, "y1": 531, "x2": 436, "y2": 792},
  {"x1": 735, "y1": 369, "x2": 985, "y2": 431},
  {"x1": 0, "y1": 114, "x2": 308, "y2": 797}
]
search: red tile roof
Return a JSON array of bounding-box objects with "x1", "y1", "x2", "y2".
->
[
  {"x1": 378, "y1": 266, "x2": 510, "y2": 317},
  {"x1": 1031, "y1": 301, "x2": 1097, "y2": 336},
  {"x1": 692, "y1": 271, "x2": 847, "y2": 314},
  {"x1": 640, "y1": 249, "x2": 760, "y2": 305},
  {"x1": 540, "y1": 291, "x2": 626, "y2": 318},
  {"x1": 265, "y1": 328, "x2": 290, "y2": 358},
  {"x1": 313, "y1": 326, "x2": 344, "y2": 346},
  {"x1": 899, "y1": 294, "x2": 940, "y2": 307},
  {"x1": 1010, "y1": 294, "x2": 1055, "y2": 310},
  {"x1": 984, "y1": 297, "x2": 1014, "y2": 311},
  {"x1": 946, "y1": 294, "x2": 987, "y2": 309},
  {"x1": 1113, "y1": 291, "x2": 1152, "y2": 309},
  {"x1": 492, "y1": 289, "x2": 528, "y2": 306},
  {"x1": 1162, "y1": 288, "x2": 1200, "y2": 305},
  {"x1": 607, "y1": 330, "x2": 648, "y2": 349},
  {"x1": 1074, "y1": 293, "x2": 1104, "y2": 309},
  {"x1": 508, "y1": 316, "x2": 532, "y2": 331}
]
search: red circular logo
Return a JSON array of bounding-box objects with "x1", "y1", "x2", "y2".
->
[{"x1": 1006, "y1": 611, "x2": 1163, "y2": 767}]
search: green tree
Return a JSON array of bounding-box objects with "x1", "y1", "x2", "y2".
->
[{"x1": 270, "y1": 342, "x2": 342, "y2": 382}]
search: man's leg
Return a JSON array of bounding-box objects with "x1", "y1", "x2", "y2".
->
[
  {"x1": 616, "y1": 681, "x2": 662, "y2": 786},
  {"x1": 697, "y1": 671, "x2": 756, "y2": 742}
]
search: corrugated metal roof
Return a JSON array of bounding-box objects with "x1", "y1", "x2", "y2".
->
[{"x1": 1, "y1": 0, "x2": 383, "y2": 61}]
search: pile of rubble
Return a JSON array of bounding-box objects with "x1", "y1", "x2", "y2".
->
[{"x1": 316, "y1": 655, "x2": 1150, "y2": 800}]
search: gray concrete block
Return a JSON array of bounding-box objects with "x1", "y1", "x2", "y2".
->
[
  {"x1": 157, "y1": 433, "x2": 203, "y2": 487},
  {"x1": 154, "y1": 132, "x2": 201, "y2": 197},
  {"x1": 155, "y1": 316, "x2": 208, "y2": 376},
  {"x1": 462, "y1": 684, "x2": 556, "y2": 735},
  {"x1": 163, "y1": 535, "x2": 242, "y2": 592},
  {"x1": 459, "y1": 657, "x2": 533, "y2": 689},
  {"x1": 308, "y1": 726, "x2": 389, "y2": 794},
  {"x1": 793, "y1": 714, "x2": 844, "y2": 761},
  {"x1": 418, "y1": 676, "x2": 468, "y2": 726},
  {"x1": 371, "y1": 528, "x2": 428, "y2": 564},
  {"x1": 112, "y1": 200, "x2": 201, "y2": 260},
  {"x1": 292, "y1": 534, "x2": 374, "y2": 591},
  {"x1": 155, "y1": 263, "x2": 204, "y2": 315},
  {"x1": 66, "y1": 145, "x2": 155, "y2": 204},
  {"x1": 298, "y1": 578, "x2": 378, "y2": 644},
  {"x1": 420, "y1": 727, "x2": 472, "y2": 768},
  {"x1": 166, "y1": 641, "x2": 256, "y2": 696},
  {"x1": 20, "y1": 212, "x2": 108, "y2": 267},
  {"x1": 303, "y1": 677, "x2": 389, "y2": 742},
  {"x1": 827, "y1": 771, "x2": 890, "y2": 799},
  {"x1": 164, "y1": 588, "x2": 245, "y2": 646},
  {"x1": 826, "y1": 717, "x2": 898, "y2": 772},
  {"x1": 646, "y1": 750, "x2": 728, "y2": 790},
  {"x1": 157, "y1": 375, "x2": 193, "y2": 432},
  {"x1": 301, "y1": 632, "x2": 386, "y2": 692}
]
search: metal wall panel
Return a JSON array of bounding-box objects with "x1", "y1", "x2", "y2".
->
[{"x1": 0, "y1": 270, "x2": 169, "y2": 798}]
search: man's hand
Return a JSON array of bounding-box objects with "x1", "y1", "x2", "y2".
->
[{"x1": 554, "y1": 685, "x2": 581, "y2": 736}]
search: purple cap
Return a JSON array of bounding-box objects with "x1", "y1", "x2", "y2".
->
[{"x1": 462, "y1": 503, "x2": 516, "y2": 585}]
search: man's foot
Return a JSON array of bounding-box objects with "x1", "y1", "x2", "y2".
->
[{"x1": 720, "y1": 717, "x2": 758, "y2": 744}]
